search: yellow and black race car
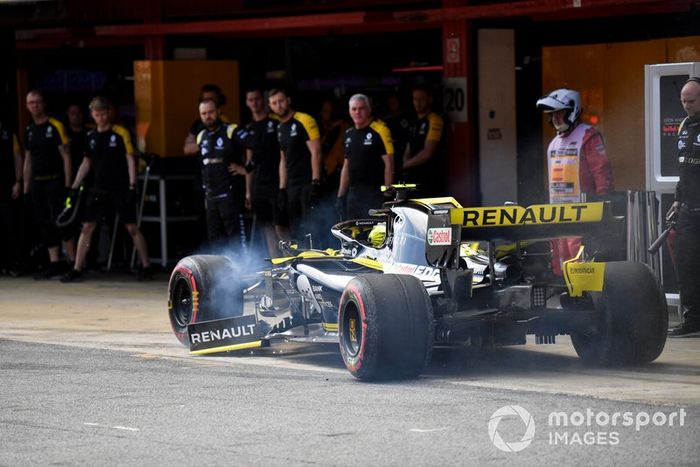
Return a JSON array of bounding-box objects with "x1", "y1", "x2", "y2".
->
[{"x1": 167, "y1": 186, "x2": 667, "y2": 381}]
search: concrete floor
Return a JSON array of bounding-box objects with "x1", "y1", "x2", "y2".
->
[{"x1": 0, "y1": 275, "x2": 698, "y2": 407}]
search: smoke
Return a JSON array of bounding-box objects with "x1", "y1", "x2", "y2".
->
[
  {"x1": 305, "y1": 194, "x2": 344, "y2": 250},
  {"x1": 185, "y1": 199, "x2": 344, "y2": 323},
  {"x1": 186, "y1": 230, "x2": 269, "y2": 322}
]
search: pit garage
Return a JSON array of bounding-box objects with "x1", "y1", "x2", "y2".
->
[{"x1": 1, "y1": 2, "x2": 700, "y2": 463}]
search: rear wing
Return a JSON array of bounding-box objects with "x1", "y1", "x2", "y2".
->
[{"x1": 425, "y1": 201, "x2": 622, "y2": 267}]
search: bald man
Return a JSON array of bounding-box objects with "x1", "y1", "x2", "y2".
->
[{"x1": 668, "y1": 77, "x2": 700, "y2": 336}]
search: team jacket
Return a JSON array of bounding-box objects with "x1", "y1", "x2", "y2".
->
[
  {"x1": 85, "y1": 125, "x2": 134, "y2": 193},
  {"x1": 344, "y1": 119, "x2": 394, "y2": 188},
  {"x1": 547, "y1": 122, "x2": 613, "y2": 203},
  {"x1": 675, "y1": 114, "x2": 700, "y2": 208},
  {"x1": 196, "y1": 122, "x2": 249, "y2": 198},
  {"x1": 246, "y1": 115, "x2": 280, "y2": 191},
  {"x1": 25, "y1": 117, "x2": 69, "y2": 180},
  {"x1": 405, "y1": 112, "x2": 444, "y2": 187},
  {"x1": 277, "y1": 111, "x2": 320, "y2": 185}
]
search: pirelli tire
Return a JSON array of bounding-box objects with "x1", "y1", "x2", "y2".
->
[
  {"x1": 338, "y1": 274, "x2": 434, "y2": 380},
  {"x1": 570, "y1": 261, "x2": 668, "y2": 365},
  {"x1": 167, "y1": 255, "x2": 243, "y2": 346}
]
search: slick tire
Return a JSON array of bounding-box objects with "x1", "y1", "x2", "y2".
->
[
  {"x1": 338, "y1": 274, "x2": 434, "y2": 380},
  {"x1": 571, "y1": 261, "x2": 668, "y2": 365},
  {"x1": 168, "y1": 255, "x2": 243, "y2": 347}
]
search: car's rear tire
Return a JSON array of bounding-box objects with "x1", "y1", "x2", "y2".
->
[
  {"x1": 338, "y1": 274, "x2": 434, "y2": 380},
  {"x1": 571, "y1": 261, "x2": 668, "y2": 365},
  {"x1": 167, "y1": 255, "x2": 243, "y2": 346}
]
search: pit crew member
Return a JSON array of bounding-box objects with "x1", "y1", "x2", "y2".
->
[
  {"x1": 268, "y1": 88, "x2": 323, "y2": 243},
  {"x1": 337, "y1": 93, "x2": 394, "y2": 220},
  {"x1": 667, "y1": 77, "x2": 700, "y2": 337},
  {"x1": 23, "y1": 90, "x2": 75, "y2": 279},
  {"x1": 402, "y1": 86, "x2": 444, "y2": 197},
  {"x1": 61, "y1": 97, "x2": 152, "y2": 282}
]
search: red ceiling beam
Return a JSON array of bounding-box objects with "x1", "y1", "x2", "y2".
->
[
  {"x1": 88, "y1": 0, "x2": 676, "y2": 38},
  {"x1": 533, "y1": 0, "x2": 696, "y2": 21},
  {"x1": 206, "y1": 19, "x2": 438, "y2": 40},
  {"x1": 94, "y1": 11, "x2": 368, "y2": 36},
  {"x1": 391, "y1": 0, "x2": 673, "y2": 23},
  {"x1": 15, "y1": 0, "x2": 692, "y2": 46}
]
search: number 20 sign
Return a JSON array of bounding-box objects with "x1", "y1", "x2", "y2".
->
[{"x1": 443, "y1": 77, "x2": 467, "y2": 123}]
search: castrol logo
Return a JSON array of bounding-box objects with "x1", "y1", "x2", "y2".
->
[{"x1": 427, "y1": 227, "x2": 452, "y2": 246}]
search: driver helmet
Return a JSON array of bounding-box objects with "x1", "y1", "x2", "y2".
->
[
  {"x1": 368, "y1": 223, "x2": 386, "y2": 248},
  {"x1": 536, "y1": 88, "x2": 581, "y2": 133}
]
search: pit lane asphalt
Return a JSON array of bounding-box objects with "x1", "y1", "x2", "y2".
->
[{"x1": 1, "y1": 276, "x2": 699, "y2": 465}]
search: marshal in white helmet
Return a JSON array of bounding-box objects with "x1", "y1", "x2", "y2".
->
[{"x1": 536, "y1": 88, "x2": 581, "y2": 133}]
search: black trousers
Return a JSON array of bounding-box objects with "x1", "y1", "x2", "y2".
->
[
  {"x1": 286, "y1": 182, "x2": 313, "y2": 242},
  {"x1": 30, "y1": 178, "x2": 65, "y2": 248},
  {"x1": 347, "y1": 185, "x2": 384, "y2": 220},
  {"x1": 677, "y1": 206, "x2": 700, "y2": 322},
  {"x1": 206, "y1": 194, "x2": 246, "y2": 251}
]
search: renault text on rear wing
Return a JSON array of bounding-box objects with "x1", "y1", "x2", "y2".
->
[{"x1": 449, "y1": 202, "x2": 605, "y2": 228}]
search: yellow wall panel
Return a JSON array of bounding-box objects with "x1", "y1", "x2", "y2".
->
[
  {"x1": 134, "y1": 60, "x2": 239, "y2": 157},
  {"x1": 602, "y1": 40, "x2": 666, "y2": 191}
]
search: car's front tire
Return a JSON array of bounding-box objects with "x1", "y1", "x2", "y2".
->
[
  {"x1": 338, "y1": 274, "x2": 434, "y2": 380},
  {"x1": 571, "y1": 261, "x2": 668, "y2": 365},
  {"x1": 167, "y1": 255, "x2": 243, "y2": 346}
]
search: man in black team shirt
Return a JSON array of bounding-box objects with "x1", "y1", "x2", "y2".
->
[
  {"x1": 23, "y1": 90, "x2": 75, "y2": 279},
  {"x1": 667, "y1": 78, "x2": 700, "y2": 336},
  {"x1": 183, "y1": 84, "x2": 229, "y2": 156},
  {"x1": 64, "y1": 103, "x2": 93, "y2": 257},
  {"x1": 61, "y1": 97, "x2": 152, "y2": 282},
  {"x1": 65, "y1": 104, "x2": 87, "y2": 181},
  {"x1": 183, "y1": 84, "x2": 229, "y2": 246},
  {"x1": 268, "y1": 88, "x2": 323, "y2": 244},
  {"x1": 230, "y1": 88, "x2": 288, "y2": 257},
  {"x1": 382, "y1": 92, "x2": 410, "y2": 182},
  {"x1": 337, "y1": 94, "x2": 394, "y2": 220},
  {"x1": 195, "y1": 98, "x2": 250, "y2": 251},
  {"x1": 403, "y1": 86, "x2": 445, "y2": 197}
]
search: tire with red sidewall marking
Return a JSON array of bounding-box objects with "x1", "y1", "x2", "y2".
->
[
  {"x1": 167, "y1": 255, "x2": 243, "y2": 347},
  {"x1": 338, "y1": 274, "x2": 434, "y2": 380}
]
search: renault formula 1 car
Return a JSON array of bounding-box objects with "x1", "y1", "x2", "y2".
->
[{"x1": 167, "y1": 188, "x2": 667, "y2": 380}]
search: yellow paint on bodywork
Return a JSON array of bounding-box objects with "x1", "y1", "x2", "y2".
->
[
  {"x1": 189, "y1": 340, "x2": 263, "y2": 355},
  {"x1": 270, "y1": 249, "x2": 340, "y2": 265},
  {"x1": 350, "y1": 257, "x2": 384, "y2": 271},
  {"x1": 450, "y1": 202, "x2": 605, "y2": 227},
  {"x1": 414, "y1": 197, "x2": 463, "y2": 208},
  {"x1": 563, "y1": 247, "x2": 606, "y2": 297},
  {"x1": 381, "y1": 183, "x2": 417, "y2": 192}
]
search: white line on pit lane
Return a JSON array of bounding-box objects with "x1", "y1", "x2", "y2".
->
[
  {"x1": 84, "y1": 422, "x2": 140, "y2": 432},
  {"x1": 409, "y1": 428, "x2": 448, "y2": 433}
]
